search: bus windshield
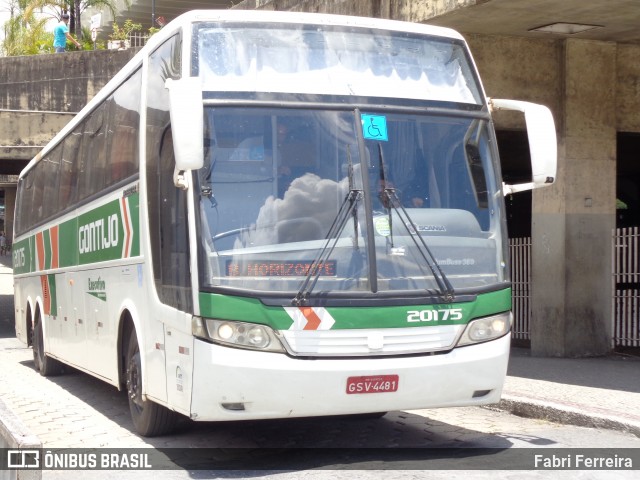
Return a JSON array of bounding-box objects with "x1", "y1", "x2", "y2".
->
[
  {"x1": 197, "y1": 107, "x2": 506, "y2": 297},
  {"x1": 193, "y1": 22, "x2": 482, "y2": 105}
]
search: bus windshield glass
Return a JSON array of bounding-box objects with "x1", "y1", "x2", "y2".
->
[
  {"x1": 197, "y1": 107, "x2": 505, "y2": 296},
  {"x1": 193, "y1": 22, "x2": 482, "y2": 105}
]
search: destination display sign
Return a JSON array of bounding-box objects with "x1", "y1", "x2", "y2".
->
[{"x1": 225, "y1": 260, "x2": 337, "y2": 277}]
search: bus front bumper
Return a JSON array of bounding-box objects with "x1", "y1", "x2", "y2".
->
[{"x1": 189, "y1": 333, "x2": 510, "y2": 421}]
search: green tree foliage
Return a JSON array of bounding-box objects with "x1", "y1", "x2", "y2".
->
[
  {"x1": 1, "y1": 0, "x2": 130, "y2": 55},
  {"x1": 2, "y1": 5, "x2": 53, "y2": 55},
  {"x1": 109, "y1": 19, "x2": 141, "y2": 40}
]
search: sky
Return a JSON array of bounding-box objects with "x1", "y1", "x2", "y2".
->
[
  {"x1": 0, "y1": 0, "x2": 10, "y2": 31},
  {"x1": 0, "y1": 0, "x2": 59, "y2": 48},
  {"x1": 0, "y1": 0, "x2": 9, "y2": 46}
]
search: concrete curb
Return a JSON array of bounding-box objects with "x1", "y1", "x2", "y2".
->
[
  {"x1": 0, "y1": 396, "x2": 41, "y2": 480},
  {"x1": 496, "y1": 394, "x2": 640, "y2": 439}
]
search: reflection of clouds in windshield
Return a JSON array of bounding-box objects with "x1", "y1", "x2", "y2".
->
[{"x1": 240, "y1": 173, "x2": 347, "y2": 246}]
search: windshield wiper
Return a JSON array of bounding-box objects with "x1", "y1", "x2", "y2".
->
[
  {"x1": 346, "y1": 145, "x2": 360, "y2": 251},
  {"x1": 376, "y1": 144, "x2": 455, "y2": 303},
  {"x1": 293, "y1": 153, "x2": 362, "y2": 306}
]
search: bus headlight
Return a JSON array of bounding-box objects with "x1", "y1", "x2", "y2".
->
[
  {"x1": 192, "y1": 317, "x2": 285, "y2": 353},
  {"x1": 456, "y1": 312, "x2": 512, "y2": 347}
]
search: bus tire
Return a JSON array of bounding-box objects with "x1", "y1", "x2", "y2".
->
[
  {"x1": 125, "y1": 332, "x2": 178, "y2": 437},
  {"x1": 346, "y1": 412, "x2": 387, "y2": 420},
  {"x1": 32, "y1": 315, "x2": 64, "y2": 376}
]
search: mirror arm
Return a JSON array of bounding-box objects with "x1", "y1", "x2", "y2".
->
[
  {"x1": 174, "y1": 167, "x2": 189, "y2": 190},
  {"x1": 503, "y1": 182, "x2": 535, "y2": 195}
]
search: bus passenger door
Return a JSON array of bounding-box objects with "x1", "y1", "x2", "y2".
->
[
  {"x1": 148, "y1": 125, "x2": 194, "y2": 414},
  {"x1": 146, "y1": 34, "x2": 193, "y2": 413},
  {"x1": 82, "y1": 270, "x2": 113, "y2": 379},
  {"x1": 57, "y1": 272, "x2": 87, "y2": 368},
  {"x1": 43, "y1": 273, "x2": 62, "y2": 356}
]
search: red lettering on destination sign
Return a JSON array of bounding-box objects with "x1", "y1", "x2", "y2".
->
[{"x1": 226, "y1": 260, "x2": 337, "y2": 277}]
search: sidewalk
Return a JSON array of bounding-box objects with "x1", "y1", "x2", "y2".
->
[
  {"x1": 501, "y1": 346, "x2": 640, "y2": 437},
  {"x1": 0, "y1": 251, "x2": 638, "y2": 443}
]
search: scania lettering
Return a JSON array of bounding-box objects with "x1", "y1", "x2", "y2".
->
[{"x1": 13, "y1": 10, "x2": 556, "y2": 436}]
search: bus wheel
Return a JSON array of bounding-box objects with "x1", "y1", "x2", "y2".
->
[
  {"x1": 345, "y1": 412, "x2": 388, "y2": 420},
  {"x1": 32, "y1": 316, "x2": 64, "y2": 376},
  {"x1": 125, "y1": 333, "x2": 177, "y2": 436}
]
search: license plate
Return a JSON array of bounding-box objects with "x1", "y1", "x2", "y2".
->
[{"x1": 346, "y1": 375, "x2": 399, "y2": 394}]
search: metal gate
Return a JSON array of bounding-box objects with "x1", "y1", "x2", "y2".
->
[
  {"x1": 509, "y1": 237, "x2": 531, "y2": 341},
  {"x1": 509, "y1": 231, "x2": 640, "y2": 348},
  {"x1": 612, "y1": 227, "x2": 640, "y2": 347}
]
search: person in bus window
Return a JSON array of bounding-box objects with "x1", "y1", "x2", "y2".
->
[
  {"x1": 228, "y1": 134, "x2": 266, "y2": 161},
  {"x1": 402, "y1": 150, "x2": 431, "y2": 208},
  {"x1": 275, "y1": 120, "x2": 317, "y2": 197}
]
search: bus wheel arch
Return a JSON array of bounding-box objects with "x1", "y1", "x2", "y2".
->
[
  {"x1": 118, "y1": 310, "x2": 136, "y2": 391},
  {"x1": 120, "y1": 313, "x2": 178, "y2": 437},
  {"x1": 31, "y1": 304, "x2": 64, "y2": 376}
]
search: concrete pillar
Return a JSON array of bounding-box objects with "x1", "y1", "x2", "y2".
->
[{"x1": 530, "y1": 39, "x2": 616, "y2": 357}]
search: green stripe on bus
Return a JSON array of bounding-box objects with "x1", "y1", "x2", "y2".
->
[
  {"x1": 49, "y1": 274, "x2": 57, "y2": 314},
  {"x1": 43, "y1": 229, "x2": 52, "y2": 270},
  {"x1": 13, "y1": 191, "x2": 140, "y2": 273},
  {"x1": 77, "y1": 200, "x2": 128, "y2": 265},
  {"x1": 198, "y1": 288, "x2": 512, "y2": 330},
  {"x1": 12, "y1": 237, "x2": 34, "y2": 275},
  {"x1": 59, "y1": 218, "x2": 78, "y2": 267}
]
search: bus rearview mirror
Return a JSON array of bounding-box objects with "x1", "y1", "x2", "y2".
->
[
  {"x1": 490, "y1": 99, "x2": 557, "y2": 195},
  {"x1": 166, "y1": 77, "x2": 204, "y2": 173}
]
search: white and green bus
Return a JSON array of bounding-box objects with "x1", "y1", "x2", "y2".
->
[{"x1": 13, "y1": 10, "x2": 556, "y2": 436}]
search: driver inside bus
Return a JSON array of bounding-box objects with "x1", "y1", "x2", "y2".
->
[
  {"x1": 367, "y1": 145, "x2": 430, "y2": 210},
  {"x1": 229, "y1": 119, "x2": 315, "y2": 195}
]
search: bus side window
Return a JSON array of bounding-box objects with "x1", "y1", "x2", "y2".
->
[
  {"x1": 59, "y1": 129, "x2": 82, "y2": 209},
  {"x1": 40, "y1": 148, "x2": 61, "y2": 220},
  {"x1": 109, "y1": 122, "x2": 137, "y2": 181},
  {"x1": 30, "y1": 161, "x2": 45, "y2": 223},
  {"x1": 107, "y1": 69, "x2": 141, "y2": 184},
  {"x1": 78, "y1": 103, "x2": 108, "y2": 201},
  {"x1": 18, "y1": 171, "x2": 37, "y2": 233}
]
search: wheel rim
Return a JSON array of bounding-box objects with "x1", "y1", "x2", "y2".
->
[{"x1": 126, "y1": 348, "x2": 144, "y2": 413}]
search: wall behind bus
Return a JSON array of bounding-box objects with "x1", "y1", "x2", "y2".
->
[
  {"x1": 0, "y1": 49, "x2": 137, "y2": 113},
  {"x1": 0, "y1": 49, "x2": 137, "y2": 243},
  {"x1": 467, "y1": 35, "x2": 640, "y2": 356}
]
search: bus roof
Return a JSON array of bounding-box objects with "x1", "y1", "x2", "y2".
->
[{"x1": 177, "y1": 9, "x2": 467, "y2": 41}]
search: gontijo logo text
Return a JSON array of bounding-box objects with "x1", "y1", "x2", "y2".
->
[
  {"x1": 79, "y1": 214, "x2": 119, "y2": 254},
  {"x1": 76, "y1": 196, "x2": 134, "y2": 262}
]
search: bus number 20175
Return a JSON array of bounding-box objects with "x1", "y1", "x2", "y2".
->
[{"x1": 407, "y1": 308, "x2": 463, "y2": 322}]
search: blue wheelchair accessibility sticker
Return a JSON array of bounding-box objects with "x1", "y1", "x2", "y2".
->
[{"x1": 361, "y1": 114, "x2": 388, "y2": 141}]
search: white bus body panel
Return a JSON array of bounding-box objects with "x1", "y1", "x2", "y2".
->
[{"x1": 190, "y1": 334, "x2": 510, "y2": 420}]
